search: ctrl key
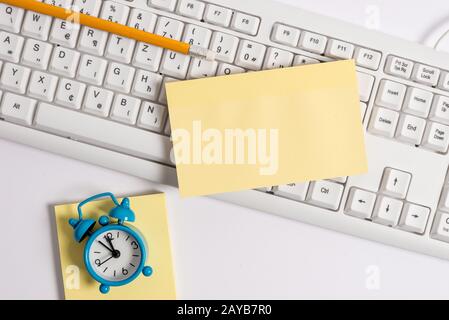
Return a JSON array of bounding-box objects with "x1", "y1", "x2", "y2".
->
[
  {"x1": 307, "y1": 180, "x2": 344, "y2": 211},
  {"x1": 431, "y1": 213, "x2": 449, "y2": 242}
]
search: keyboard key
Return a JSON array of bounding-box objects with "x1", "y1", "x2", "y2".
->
[
  {"x1": 0, "y1": 62, "x2": 30, "y2": 94},
  {"x1": 368, "y1": 107, "x2": 399, "y2": 138},
  {"x1": 372, "y1": 196, "x2": 403, "y2": 227},
  {"x1": 27, "y1": 71, "x2": 58, "y2": 101},
  {"x1": 298, "y1": 31, "x2": 327, "y2": 54},
  {"x1": 188, "y1": 58, "x2": 218, "y2": 79},
  {"x1": 438, "y1": 186, "x2": 449, "y2": 212},
  {"x1": 131, "y1": 69, "x2": 163, "y2": 101},
  {"x1": 354, "y1": 47, "x2": 381, "y2": 70},
  {"x1": 83, "y1": 86, "x2": 114, "y2": 117},
  {"x1": 360, "y1": 102, "x2": 367, "y2": 120},
  {"x1": 396, "y1": 114, "x2": 426, "y2": 145},
  {"x1": 100, "y1": 1, "x2": 130, "y2": 24},
  {"x1": 375, "y1": 80, "x2": 406, "y2": 111},
  {"x1": 345, "y1": 188, "x2": 377, "y2": 219},
  {"x1": 292, "y1": 55, "x2": 320, "y2": 66},
  {"x1": 430, "y1": 95, "x2": 449, "y2": 125},
  {"x1": 271, "y1": 23, "x2": 300, "y2": 47},
  {"x1": 235, "y1": 40, "x2": 267, "y2": 70},
  {"x1": 77, "y1": 27, "x2": 108, "y2": 56},
  {"x1": 204, "y1": 4, "x2": 233, "y2": 27},
  {"x1": 438, "y1": 71, "x2": 449, "y2": 92},
  {"x1": 21, "y1": 39, "x2": 53, "y2": 70},
  {"x1": 230, "y1": 12, "x2": 260, "y2": 36},
  {"x1": 357, "y1": 72, "x2": 374, "y2": 102},
  {"x1": 49, "y1": 19, "x2": 80, "y2": 48},
  {"x1": 110, "y1": 94, "x2": 141, "y2": 125},
  {"x1": 399, "y1": 203, "x2": 430, "y2": 234},
  {"x1": 380, "y1": 168, "x2": 411, "y2": 199},
  {"x1": 128, "y1": 8, "x2": 158, "y2": 31},
  {"x1": 132, "y1": 42, "x2": 164, "y2": 72},
  {"x1": 183, "y1": 24, "x2": 212, "y2": 48},
  {"x1": 307, "y1": 180, "x2": 344, "y2": 210},
  {"x1": 0, "y1": 92, "x2": 36, "y2": 125},
  {"x1": 72, "y1": 0, "x2": 102, "y2": 16},
  {"x1": 104, "y1": 62, "x2": 136, "y2": 93},
  {"x1": 216, "y1": 63, "x2": 245, "y2": 76},
  {"x1": 385, "y1": 55, "x2": 414, "y2": 79},
  {"x1": 176, "y1": 0, "x2": 205, "y2": 20},
  {"x1": 105, "y1": 35, "x2": 136, "y2": 63},
  {"x1": 159, "y1": 76, "x2": 178, "y2": 104},
  {"x1": 44, "y1": 0, "x2": 72, "y2": 7},
  {"x1": 0, "y1": 4, "x2": 25, "y2": 33},
  {"x1": 411, "y1": 64, "x2": 440, "y2": 87},
  {"x1": 209, "y1": 32, "x2": 239, "y2": 63},
  {"x1": 422, "y1": 121, "x2": 449, "y2": 153},
  {"x1": 49, "y1": 47, "x2": 80, "y2": 78},
  {"x1": 263, "y1": 47, "x2": 294, "y2": 70},
  {"x1": 0, "y1": 31, "x2": 24, "y2": 63},
  {"x1": 137, "y1": 102, "x2": 167, "y2": 133},
  {"x1": 22, "y1": 11, "x2": 52, "y2": 41},
  {"x1": 325, "y1": 39, "x2": 354, "y2": 60},
  {"x1": 160, "y1": 50, "x2": 191, "y2": 79},
  {"x1": 77, "y1": 55, "x2": 108, "y2": 85},
  {"x1": 149, "y1": 0, "x2": 177, "y2": 11},
  {"x1": 274, "y1": 182, "x2": 310, "y2": 202},
  {"x1": 432, "y1": 213, "x2": 449, "y2": 242},
  {"x1": 34, "y1": 102, "x2": 172, "y2": 163},
  {"x1": 55, "y1": 78, "x2": 86, "y2": 109},
  {"x1": 403, "y1": 87, "x2": 433, "y2": 117},
  {"x1": 155, "y1": 16, "x2": 184, "y2": 40}
]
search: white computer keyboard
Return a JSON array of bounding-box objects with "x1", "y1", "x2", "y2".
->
[{"x1": 2, "y1": 0, "x2": 449, "y2": 260}]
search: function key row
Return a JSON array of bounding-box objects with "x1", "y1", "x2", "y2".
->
[
  {"x1": 271, "y1": 23, "x2": 382, "y2": 71},
  {"x1": 385, "y1": 55, "x2": 449, "y2": 92},
  {"x1": 345, "y1": 167, "x2": 430, "y2": 234},
  {"x1": 148, "y1": 0, "x2": 260, "y2": 35}
]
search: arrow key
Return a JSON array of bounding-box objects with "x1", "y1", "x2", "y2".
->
[
  {"x1": 399, "y1": 203, "x2": 430, "y2": 234},
  {"x1": 380, "y1": 168, "x2": 411, "y2": 199},
  {"x1": 373, "y1": 196, "x2": 403, "y2": 227},
  {"x1": 345, "y1": 188, "x2": 377, "y2": 219}
]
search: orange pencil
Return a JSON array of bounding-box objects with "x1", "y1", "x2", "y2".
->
[{"x1": 0, "y1": 0, "x2": 216, "y2": 60}]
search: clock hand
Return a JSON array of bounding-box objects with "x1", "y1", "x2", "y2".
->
[
  {"x1": 98, "y1": 255, "x2": 114, "y2": 266},
  {"x1": 98, "y1": 240, "x2": 114, "y2": 253},
  {"x1": 105, "y1": 236, "x2": 116, "y2": 252}
]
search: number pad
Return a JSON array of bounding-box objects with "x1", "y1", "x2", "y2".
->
[{"x1": 235, "y1": 40, "x2": 267, "y2": 71}]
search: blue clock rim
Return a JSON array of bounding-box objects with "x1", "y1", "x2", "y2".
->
[{"x1": 83, "y1": 224, "x2": 147, "y2": 287}]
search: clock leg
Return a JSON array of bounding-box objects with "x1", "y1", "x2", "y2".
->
[
  {"x1": 142, "y1": 266, "x2": 153, "y2": 277},
  {"x1": 99, "y1": 284, "x2": 110, "y2": 294}
]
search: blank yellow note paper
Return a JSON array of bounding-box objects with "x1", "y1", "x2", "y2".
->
[
  {"x1": 166, "y1": 60, "x2": 367, "y2": 197},
  {"x1": 54, "y1": 193, "x2": 176, "y2": 300}
]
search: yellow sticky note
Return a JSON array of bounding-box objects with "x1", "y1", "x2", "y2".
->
[
  {"x1": 166, "y1": 60, "x2": 367, "y2": 197},
  {"x1": 54, "y1": 193, "x2": 176, "y2": 300}
]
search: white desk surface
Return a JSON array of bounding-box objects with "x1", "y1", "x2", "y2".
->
[{"x1": 2, "y1": 0, "x2": 449, "y2": 300}]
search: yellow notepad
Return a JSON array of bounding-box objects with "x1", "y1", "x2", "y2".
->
[
  {"x1": 54, "y1": 193, "x2": 176, "y2": 300},
  {"x1": 166, "y1": 60, "x2": 368, "y2": 197}
]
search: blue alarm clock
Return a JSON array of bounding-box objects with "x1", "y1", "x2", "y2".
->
[{"x1": 69, "y1": 192, "x2": 153, "y2": 294}]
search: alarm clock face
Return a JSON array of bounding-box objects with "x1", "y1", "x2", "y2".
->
[{"x1": 87, "y1": 228, "x2": 144, "y2": 283}]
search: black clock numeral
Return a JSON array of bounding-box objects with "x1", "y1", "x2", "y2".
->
[
  {"x1": 117, "y1": 231, "x2": 120, "y2": 238},
  {"x1": 114, "y1": 270, "x2": 116, "y2": 277},
  {"x1": 122, "y1": 268, "x2": 128, "y2": 276},
  {"x1": 131, "y1": 241, "x2": 139, "y2": 250},
  {"x1": 95, "y1": 259, "x2": 101, "y2": 266}
]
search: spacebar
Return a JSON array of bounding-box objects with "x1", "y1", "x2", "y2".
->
[{"x1": 34, "y1": 103, "x2": 173, "y2": 164}]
